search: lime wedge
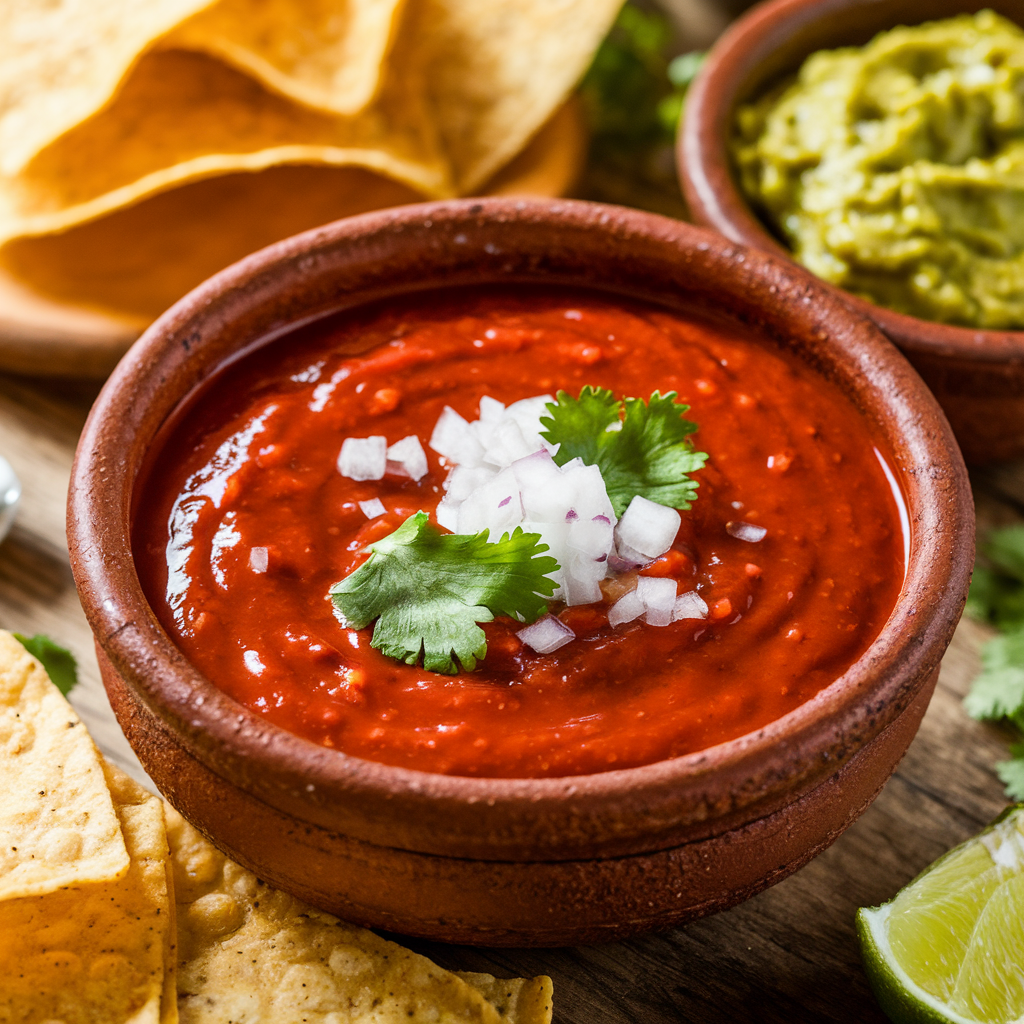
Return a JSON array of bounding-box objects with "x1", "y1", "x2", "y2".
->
[{"x1": 857, "y1": 806, "x2": 1024, "y2": 1024}]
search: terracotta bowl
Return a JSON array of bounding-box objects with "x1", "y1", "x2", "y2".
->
[
  {"x1": 68, "y1": 198, "x2": 973, "y2": 946},
  {"x1": 681, "y1": 0, "x2": 1024, "y2": 464}
]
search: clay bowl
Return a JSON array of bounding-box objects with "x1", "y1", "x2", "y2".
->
[
  {"x1": 68, "y1": 198, "x2": 973, "y2": 946},
  {"x1": 681, "y1": 0, "x2": 1024, "y2": 464}
]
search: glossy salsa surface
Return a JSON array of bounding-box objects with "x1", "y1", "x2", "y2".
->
[{"x1": 133, "y1": 287, "x2": 905, "y2": 778}]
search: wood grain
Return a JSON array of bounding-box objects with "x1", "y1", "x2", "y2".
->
[{"x1": 0, "y1": 368, "x2": 1007, "y2": 1023}]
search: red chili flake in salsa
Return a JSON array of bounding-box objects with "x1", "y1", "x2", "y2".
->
[{"x1": 133, "y1": 288, "x2": 905, "y2": 778}]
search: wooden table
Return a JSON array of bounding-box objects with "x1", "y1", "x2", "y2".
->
[{"x1": 0, "y1": 367, "x2": 1006, "y2": 1024}]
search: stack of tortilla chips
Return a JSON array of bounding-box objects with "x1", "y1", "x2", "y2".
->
[
  {"x1": 0, "y1": 0, "x2": 620, "y2": 324},
  {"x1": 0, "y1": 631, "x2": 552, "y2": 1023}
]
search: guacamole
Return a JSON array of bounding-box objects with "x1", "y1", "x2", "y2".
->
[{"x1": 732, "y1": 11, "x2": 1024, "y2": 330}]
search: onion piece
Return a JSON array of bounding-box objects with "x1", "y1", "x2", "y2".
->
[
  {"x1": 358, "y1": 498, "x2": 386, "y2": 519},
  {"x1": 637, "y1": 576, "x2": 677, "y2": 627},
  {"x1": 478, "y1": 395, "x2": 505, "y2": 422},
  {"x1": 457, "y1": 468, "x2": 523, "y2": 539},
  {"x1": 673, "y1": 591, "x2": 709, "y2": 621},
  {"x1": 609, "y1": 588, "x2": 645, "y2": 627},
  {"x1": 435, "y1": 499, "x2": 459, "y2": 532},
  {"x1": 430, "y1": 406, "x2": 484, "y2": 465},
  {"x1": 607, "y1": 552, "x2": 641, "y2": 574},
  {"x1": 615, "y1": 495, "x2": 681, "y2": 559},
  {"x1": 517, "y1": 614, "x2": 575, "y2": 654},
  {"x1": 386, "y1": 435, "x2": 428, "y2": 481},
  {"x1": 726, "y1": 520, "x2": 767, "y2": 543},
  {"x1": 249, "y1": 546, "x2": 268, "y2": 573},
  {"x1": 337, "y1": 436, "x2": 387, "y2": 481}
]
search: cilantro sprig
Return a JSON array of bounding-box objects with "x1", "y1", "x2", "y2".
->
[
  {"x1": 14, "y1": 633, "x2": 78, "y2": 696},
  {"x1": 329, "y1": 512, "x2": 558, "y2": 674},
  {"x1": 539, "y1": 387, "x2": 708, "y2": 517},
  {"x1": 965, "y1": 525, "x2": 1024, "y2": 798}
]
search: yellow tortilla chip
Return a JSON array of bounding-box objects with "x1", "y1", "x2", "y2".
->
[
  {"x1": 0, "y1": 0, "x2": 213, "y2": 177},
  {"x1": 168, "y1": 0, "x2": 406, "y2": 115},
  {"x1": 457, "y1": 972, "x2": 555, "y2": 1024},
  {"x1": 0, "y1": 42, "x2": 450, "y2": 238},
  {"x1": 0, "y1": 630, "x2": 128, "y2": 900},
  {"x1": 419, "y1": 0, "x2": 621, "y2": 192},
  {"x1": 167, "y1": 805, "x2": 548, "y2": 1024},
  {"x1": 0, "y1": 0, "x2": 611, "y2": 325},
  {"x1": 1, "y1": 164, "x2": 423, "y2": 319},
  {"x1": 0, "y1": 762, "x2": 173, "y2": 1024},
  {"x1": 0, "y1": 0, "x2": 613, "y2": 241}
]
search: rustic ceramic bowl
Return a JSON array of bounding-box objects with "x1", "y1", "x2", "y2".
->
[
  {"x1": 681, "y1": 0, "x2": 1024, "y2": 464},
  {"x1": 68, "y1": 198, "x2": 973, "y2": 946}
]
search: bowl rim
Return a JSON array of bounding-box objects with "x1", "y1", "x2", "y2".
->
[
  {"x1": 67, "y1": 197, "x2": 974, "y2": 858},
  {"x1": 679, "y1": 0, "x2": 1024, "y2": 362}
]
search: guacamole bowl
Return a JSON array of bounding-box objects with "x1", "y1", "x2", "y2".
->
[
  {"x1": 681, "y1": 0, "x2": 1024, "y2": 464},
  {"x1": 68, "y1": 198, "x2": 972, "y2": 945}
]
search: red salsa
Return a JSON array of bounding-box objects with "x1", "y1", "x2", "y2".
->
[{"x1": 133, "y1": 288, "x2": 905, "y2": 778}]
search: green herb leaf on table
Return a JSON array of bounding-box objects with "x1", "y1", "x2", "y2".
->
[
  {"x1": 963, "y1": 628, "x2": 1024, "y2": 722},
  {"x1": 964, "y1": 525, "x2": 1024, "y2": 799},
  {"x1": 967, "y1": 525, "x2": 1024, "y2": 630},
  {"x1": 540, "y1": 387, "x2": 708, "y2": 517},
  {"x1": 329, "y1": 512, "x2": 559, "y2": 675},
  {"x1": 13, "y1": 633, "x2": 78, "y2": 696},
  {"x1": 997, "y1": 744, "x2": 1024, "y2": 802}
]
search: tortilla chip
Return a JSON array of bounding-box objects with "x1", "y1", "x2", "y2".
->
[
  {"x1": 167, "y1": 805, "x2": 544, "y2": 1024},
  {"x1": 1, "y1": 164, "x2": 422, "y2": 319},
  {"x1": 457, "y1": 972, "x2": 555, "y2": 1024},
  {"x1": 168, "y1": 0, "x2": 406, "y2": 115},
  {"x1": 0, "y1": 0, "x2": 611, "y2": 326},
  {"x1": 0, "y1": 43, "x2": 450, "y2": 238},
  {"x1": 0, "y1": 0, "x2": 213, "y2": 177},
  {"x1": 0, "y1": 762, "x2": 173, "y2": 1024},
  {"x1": 419, "y1": 0, "x2": 621, "y2": 192},
  {"x1": 0, "y1": 630, "x2": 128, "y2": 900}
]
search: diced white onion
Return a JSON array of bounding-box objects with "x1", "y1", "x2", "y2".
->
[
  {"x1": 637, "y1": 576, "x2": 677, "y2": 627},
  {"x1": 727, "y1": 520, "x2": 767, "y2": 543},
  {"x1": 445, "y1": 464, "x2": 498, "y2": 503},
  {"x1": 386, "y1": 435, "x2": 428, "y2": 481},
  {"x1": 457, "y1": 468, "x2": 523, "y2": 539},
  {"x1": 517, "y1": 614, "x2": 575, "y2": 654},
  {"x1": 673, "y1": 591, "x2": 709, "y2": 621},
  {"x1": 435, "y1": 499, "x2": 460, "y2": 532},
  {"x1": 567, "y1": 518, "x2": 614, "y2": 561},
  {"x1": 359, "y1": 498, "x2": 386, "y2": 519},
  {"x1": 562, "y1": 572, "x2": 603, "y2": 607},
  {"x1": 249, "y1": 546, "x2": 268, "y2": 573},
  {"x1": 615, "y1": 495, "x2": 680, "y2": 559},
  {"x1": 480, "y1": 418, "x2": 535, "y2": 468},
  {"x1": 502, "y1": 395, "x2": 557, "y2": 455},
  {"x1": 478, "y1": 395, "x2": 505, "y2": 423},
  {"x1": 430, "y1": 406, "x2": 484, "y2": 465},
  {"x1": 338, "y1": 436, "x2": 387, "y2": 481},
  {"x1": 609, "y1": 588, "x2": 645, "y2": 627}
]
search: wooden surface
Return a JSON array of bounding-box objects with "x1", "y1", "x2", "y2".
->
[{"x1": 0, "y1": 365, "x2": 1010, "y2": 1023}]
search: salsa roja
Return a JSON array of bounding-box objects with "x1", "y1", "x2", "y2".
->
[{"x1": 133, "y1": 287, "x2": 906, "y2": 778}]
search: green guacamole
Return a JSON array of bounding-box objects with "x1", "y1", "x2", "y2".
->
[{"x1": 732, "y1": 11, "x2": 1024, "y2": 329}]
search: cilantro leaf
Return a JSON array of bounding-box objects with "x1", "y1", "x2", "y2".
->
[
  {"x1": 329, "y1": 512, "x2": 558, "y2": 674},
  {"x1": 966, "y1": 526, "x2": 1024, "y2": 630},
  {"x1": 964, "y1": 660, "x2": 1024, "y2": 722},
  {"x1": 13, "y1": 633, "x2": 78, "y2": 696},
  {"x1": 539, "y1": 387, "x2": 708, "y2": 517},
  {"x1": 996, "y1": 745, "x2": 1024, "y2": 801},
  {"x1": 963, "y1": 526, "x2": 1024, "y2": 800}
]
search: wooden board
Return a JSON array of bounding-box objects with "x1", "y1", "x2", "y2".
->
[
  {"x1": 0, "y1": 99, "x2": 587, "y2": 381},
  {"x1": 0, "y1": 365, "x2": 1010, "y2": 1022}
]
